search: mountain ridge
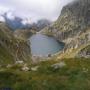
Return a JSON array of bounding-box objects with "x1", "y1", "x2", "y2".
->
[{"x1": 41, "y1": 0, "x2": 90, "y2": 58}]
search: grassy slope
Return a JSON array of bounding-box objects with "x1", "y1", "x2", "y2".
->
[
  {"x1": 0, "y1": 45, "x2": 14, "y2": 65},
  {"x1": 0, "y1": 58, "x2": 90, "y2": 90}
]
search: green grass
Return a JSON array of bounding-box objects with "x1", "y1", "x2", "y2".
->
[
  {"x1": 0, "y1": 58, "x2": 90, "y2": 90},
  {"x1": 0, "y1": 45, "x2": 14, "y2": 65}
]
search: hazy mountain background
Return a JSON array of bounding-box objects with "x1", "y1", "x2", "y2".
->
[{"x1": 0, "y1": 11, "x2": 51, "y2": 30}]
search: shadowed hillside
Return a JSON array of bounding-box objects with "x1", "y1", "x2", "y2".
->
[{"x1": 0, "y1": 22, "x2": 31, "y2": 65}]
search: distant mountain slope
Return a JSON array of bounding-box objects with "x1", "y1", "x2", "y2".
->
[{"x1": 14, "y1": 29, "x2": 36, "y2": 40}]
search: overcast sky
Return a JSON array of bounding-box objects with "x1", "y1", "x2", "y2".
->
[{"x1": 0, "y1": 0, "x2": 74, "y2": 22}]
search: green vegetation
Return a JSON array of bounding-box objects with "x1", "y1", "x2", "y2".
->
[
  {"x1": 0, "y1": 58, "x2": 90, "y2": 90},
  {"x1": 0, "y1": 45, "x2": 14, "y2": 65}
]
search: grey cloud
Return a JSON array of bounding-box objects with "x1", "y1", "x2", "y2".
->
[{"x1": 0, "y1": 0, "x2": 74, "y2": 22}]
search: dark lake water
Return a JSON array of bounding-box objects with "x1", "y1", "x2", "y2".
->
[{"x1": 30, "y1": 34, "x2": 64, "y2": 56}]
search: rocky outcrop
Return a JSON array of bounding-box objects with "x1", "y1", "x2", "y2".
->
[{"x1": 51, "y1": 61, "x2": 66, "y2": 70}]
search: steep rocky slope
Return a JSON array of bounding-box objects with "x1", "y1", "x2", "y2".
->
[
  {"x1": 41, "y1": 0, "x2": 90, "y2": 58},
  {"x1": 0, "y1": 22, "x2": 31, "y2": 65}
]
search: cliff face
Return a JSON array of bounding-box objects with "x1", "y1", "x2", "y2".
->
[
  {"x1": 0, "y1": 23, "x2": 31, "y2": 65},
  {"x1": 42, "y1": 0, "x2": 90, "y2": 58}
]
